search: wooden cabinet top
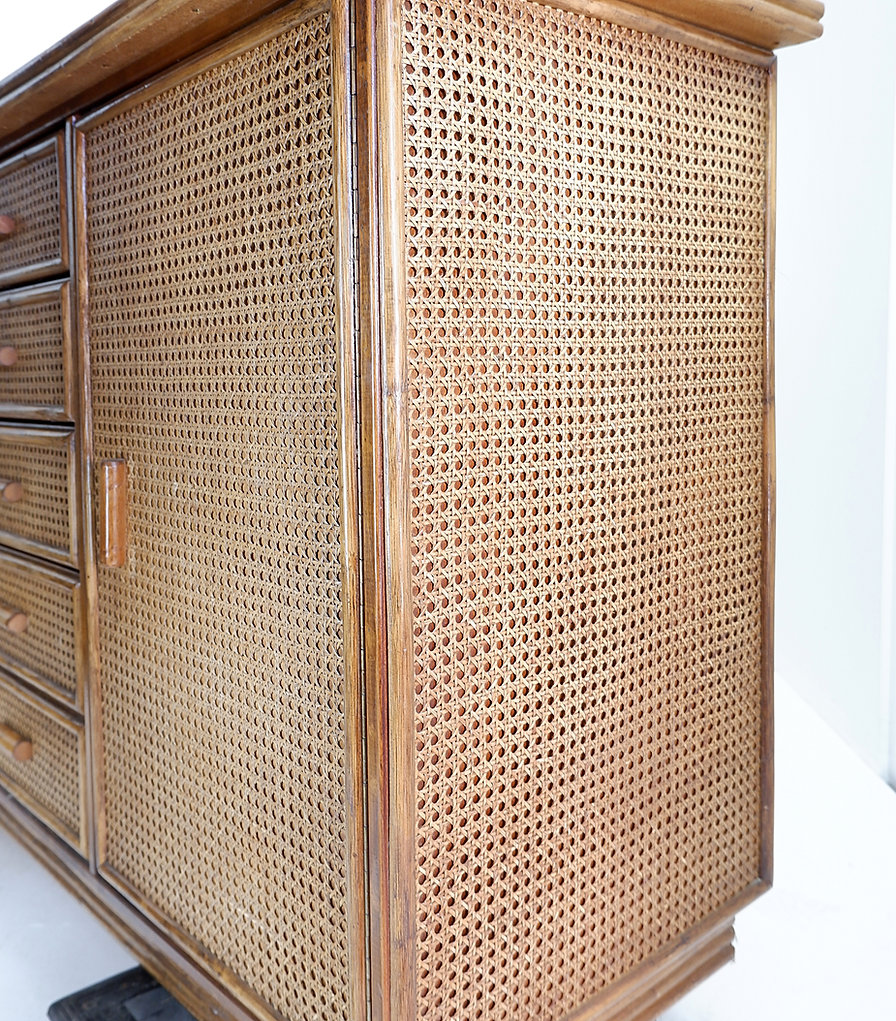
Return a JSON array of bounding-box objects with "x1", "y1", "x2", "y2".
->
[{"x1": 0, "y1": 0, "x2": 824, "y2": 155}]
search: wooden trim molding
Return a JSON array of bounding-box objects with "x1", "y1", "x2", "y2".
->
[
  {"x1": 355, "y1": 1, "x2": 418, "y2": 1019},
  {"x1": 531, "y1": 0, "x2": 820, "y2": 61},
  {"x1": 760, "y1": 58, "x2": 779, "y2": 886},
  {"x1": 329, "y1": 2, "x2": 370, "y2": 1019},
  {"x1": 547, "y1": 0, "x2": 825, "y2": 50},
  {"x1": 0, "y1": 0, "x2": 295, "y2": 156},
  {"x1": 0, "y1": 0, "x2": 822, "y2": 156},
  {"x1": 640, "y1": 0, "x2": 824, "y2": 48}
]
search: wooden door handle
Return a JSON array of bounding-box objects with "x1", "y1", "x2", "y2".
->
[
  {"x1": 0, "y1": 346, "x2": 17, "y2": 367},
  {"x1": 0, "y1": 478, "x2": 23, "y2": 503},
  {"x1": 0, "y1": 600, "x2": 27, "y2": 633},
  {"x1": 0, "y1": 214, "x2": 16, "y2": 239},
  {"x1": 0, "y1": 723, "x2": 32, "y2": 763},
  {"x1": 99, "y1": 459, "x2": 128, "y2": 567}
]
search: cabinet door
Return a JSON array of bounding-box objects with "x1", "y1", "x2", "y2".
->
[{"x1": 77, "y1": 5, "x2": 362, "y2": 1021}]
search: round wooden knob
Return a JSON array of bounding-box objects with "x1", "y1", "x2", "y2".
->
[
  {"x1": 0, "y1": 600, "x2": 27, "y2": 634},
  {"x1": 0, "y1": 723, "x2": 32, "y2": 763},
  {"x1": 0, "y1": 214, "x2": 16, "y2": 239},
  {"x1": 0, "y1": 346, "x2": 18, "y2": 367},
  {"x1": 4, "y1": 611, "x2": 27, "y2": 633},
  {"x1": 0, "y1": 479, "x2": 23, "y2": 503}
]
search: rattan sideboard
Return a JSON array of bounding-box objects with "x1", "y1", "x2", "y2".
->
[{"x1": 0, "y1": 3, "x2": 822, "y2": 1021}]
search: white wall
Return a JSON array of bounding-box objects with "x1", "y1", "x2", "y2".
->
[
  {"x1": 0, "y1": 2, "x2": 112, "y2": 83},
  {"x1": 776, "y1": 0, "x2": 896, "y2": 779}
]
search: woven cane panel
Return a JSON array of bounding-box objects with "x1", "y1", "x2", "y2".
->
[
  {"x1": 0, "y1": 285, "x2": 68, "y2": 418},
  {"x1": 0, "y1": 681, "x2": 83, "y2": 847},
  {"x1": 0, "y1": 553, "x2": 78, "y2": 703},
  {"x1": 402, "y1": 2, "x2": 768, "y2": 1018},
  {"x1": 0, "y1": 427, "x2": 73, "y2": 561},
  {"x1": 84, "y1": 14, "x2": 349, "y2": 1021},
  {"x1": 0, "y1": 139, "x2": 64, "y2": 284}
]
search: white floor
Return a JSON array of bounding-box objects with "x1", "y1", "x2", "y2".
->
[
  {"x1": 659, "y1": 678, "x2": 896, "y2": 1021},
  {"x1": 0, "y1": 825, "x2": 134, "y2": 1016},
  {"x1": 1, "y1": 680, "x2": 894, "y2": 1020}
]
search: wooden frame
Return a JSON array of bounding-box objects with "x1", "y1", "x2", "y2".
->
[
  {"x1": 360, "y1": 4, "x2": 783, "y2": 1021},
  {"x1": 355, "y1": 3, "x2": 416, "y2": 1021},
  {"x1": 760, "y1": 55, "x2": 779, "y2": 887}
]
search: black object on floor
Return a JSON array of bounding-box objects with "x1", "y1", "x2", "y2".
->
[{"x1": 47, "y1": 967, "x2": 198, "y2": 1021}]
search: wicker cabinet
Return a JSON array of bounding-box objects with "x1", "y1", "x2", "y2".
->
[{"x1": 0, "y1": 3, "x2": 822, "y2": 1021}]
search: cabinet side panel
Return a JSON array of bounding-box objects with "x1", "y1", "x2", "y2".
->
[
  {"x1": 399, "y1": 1, "x2": 769, "y2": 1018},
  {"x1": 82, "y1": 12, "x2": 354, "y2": 1021}
]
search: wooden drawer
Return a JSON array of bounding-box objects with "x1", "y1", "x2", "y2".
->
[
  {"x1": 0, "y1": 676, "x2": 85, "y2": 853},
  {"x1": 0, "y1": 135, "x2": 68, "y2": 289},
  {"x1": 0, "y1": 281, "x2": 72, "y2": 421},
  {"x1": 0, "y1": 424, "x2": 76, "y2": 566},
  {"x1": 0, "y1": 548, "x2": 80, "y2": 708}
]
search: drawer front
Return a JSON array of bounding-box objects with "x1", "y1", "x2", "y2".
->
[
  {"x1": 0, "y1": 425, "x2": 76, "y2": 565},
  {"x1": 0, "y1": 549, "x2": 80, "y2": 707},
  {"x1": 0, "y1": 135, "x2": 68, "y2": 289},
  {"x1": 0, "y1": 281, "x2": 72, "y2": 421},
  {"x1": 0, "y1": 679, "x2": 85, "y2": 852}
]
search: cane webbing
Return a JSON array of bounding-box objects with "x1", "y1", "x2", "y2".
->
[
  {"x1": 84, "y1": 12, "x2": 350, "y2": 1021},
  {"x1": 400, "y1": 2, "x2": 769, "y2": 1018}
]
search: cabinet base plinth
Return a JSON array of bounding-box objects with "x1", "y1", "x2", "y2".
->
[
  {"x1": 564, "y1": 916, "x2": 738, "y2": 1021},
  {"x1": 1, "y1": 791, "x2": 762, "y2": 1021}
]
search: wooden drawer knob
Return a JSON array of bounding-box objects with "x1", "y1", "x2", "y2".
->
[
  {"x1": 0, "y1": 478, "x2": 23, "y2": 503},
  {"x1": 0, "y1": 600, "x2": 28, "y2": 633},
  {"x1": 0, "y1": 346, "x2": 17, "y2": 367},
  {"x1": 0, "y1": 215, "x2": 16, "y2": 239},
  {"x1": 0, "y1": 723, "x2": 32, "y2": 763}
]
